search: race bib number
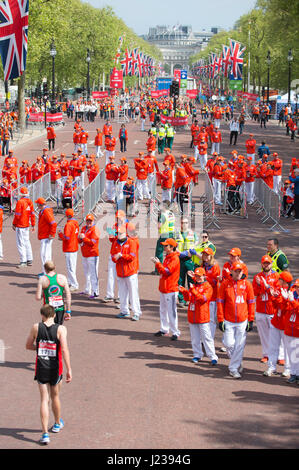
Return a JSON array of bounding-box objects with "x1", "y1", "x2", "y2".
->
[
  {"x1": 38, "y1": 341, "x2": 57, "y2": 358},
  {"x1": 49, "y1": 296, "x2": 64, "y2": 308},
  {"x1": 236, "y1": 295, "x2": 245, "y2": 304},
  {"x1": 261, "y1": 293, "x2": 268, "y2": 301},
  {"x1": 189, "y1": 303, "x2": 195, "y2": 311},
  {"x1": 289, "y1": 314, "x2": 296, "y2": 323}
]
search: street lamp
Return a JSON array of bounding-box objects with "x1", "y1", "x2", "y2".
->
[
  {"x1": 266, "y1": 50, "x2": 271, "y2": 104},
  {"x1": 86, "y1": 48, "x2": 91, "y2": 101},
  {"x1": 50, "y1": 38, "x2": 57, "y2": 108},
  {"x1": 287, "y1": 48, "x2": 293, "y2": 105}
]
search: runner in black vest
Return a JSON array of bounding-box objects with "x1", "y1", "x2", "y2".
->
[{"x1": 26, "y1": 304, "x2": 72, "y2": 445}]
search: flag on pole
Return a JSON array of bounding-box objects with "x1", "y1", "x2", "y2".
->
[
  {"x1": 229, "y1": 39, "x2": 246, "y2": 79},
  {"x1": 222, "y1": 45, "x2": 231, "y2": 78},
  {"x1": 0, "y1": 0, "x2": 29, "y2": 81}
]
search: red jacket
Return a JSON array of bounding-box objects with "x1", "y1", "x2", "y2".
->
[
  {"x1": 156, "y1": 251, "x2": 180, "y2": 294},
  {"x1": 79, "y1": 224, "x2": 100, "y2": 257},
  {"x1": 252, "y1": 270, "x2": 279, "y2": 315},
  {"x1": 58, "y1": 218, "x2": 79, "y2": 253},
  {"x1": 217, "y1": 278, "x2": 255, "y2": 323},
  {"x1": 37, "y1": 206, "x2": 57, "y2": 240},
  {"x1": 181, "y1": 281, "x2": 213, "y2": 324},
  {"x1": 111, "y1": 237, "x2": 138, "y2": 277},
  {"x1": 13, "y1": 197, "x2": 35, "y2": 228},
  {"x1": 284, "y1": 298, "x2": 299, "y2": 338}
]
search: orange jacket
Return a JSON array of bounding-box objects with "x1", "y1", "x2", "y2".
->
[
  {"x1": 270, "y1": 288, "x2": 289, "y2": 331},
  {"x1": 160, "y1": 167, "x2": 173, "y2": 189},
  {"x1": 105, "y1": 163, "x2": 119, "y2": 181},
  {"x1": 284, "y1": 299, "x2": 299, "y2": 338},
  {"x1": 0, "y1": 207, "x2": 3, "y2": 233},
  {"x1": 146, "y1": 135, "x2": 156, "y2": 151},
  {"x1": 118, "y1": 164, "x2": 129, "y2": 182},
  {"x1": 272, "y1": 158, "x2": 282, "y2": 176},
  {"x1": 13, "y1": 197, "x2": 35, "y2": 228},
  {"x1": 164, "y1": 153, "x2": 176, "y2": 168},
  {"x1": 111, "y1": 237, "x2": 138, "y2": 277},
  {"x1": 31, "y1": 165, "x2": 44, "y2": 182},
  {"x1": 69, "y1": 158, "x2": 84, "y2": 178},
  {"x1": 60, "y1": 159, "x2": 69, "y2": 177},
  {"x1": 58, "y1": 218, "x2": 79, "y2": 253},
  {"x1": 94, "y1": 132, "x2": 103, "y2": 146},
  {"x1": 203, "y1": 263, "x2": 220, "y2": 301},
  {"x1": 103, "y1": 124, "x2": 112, "y2": 136},
  {"x1": 105, "y1": 136, "x2": 116, "y2": 151},
  {"x1": 19, "y1": 166, "x2": 32, "y2": 184},
  {"x1": 73, "y1": 132, "x2": 81, "y2": 144},
  {"x1": 87, "y1": 162, "x2": 100, "y2": 183},
  {"x1": 245, "y1": 164, "x2": 257, "y2": 183},
  {"x1": 37, "y1": 206, "x2": 57, "y2": 240},
  {"x1": 48, "y1": 162, "x2": 61, "y2": 182},
  {"x1": 134, "y1": 158, "x2": 148, "y2": 180},
  {"x1": 144, "y1": 155, "x2": 159, "y2": 174},
  {"x1": 156, "y1": 251, "x2": 180, "y2": 294},
  {"x1": 79, "y1": 131, "x2": 89, "y2": 144},
  {"x1": 181, "y1": 281, "x2": 213, "y2": 324},
  {"x1": 174, "y1": 166, "x2": 189, "y2": 189},
  {"x1": 217, "y1": 278, "x2": 255, "y2": 323},
  {"x1": 79, "y1": 224, "x2": 100, "y2": 257},
  {"x1": 252, "y1": 270, "x2": 279, "y2": 315},
  {"x1": 246, "y1": 139, "x2": 256, "y2": 154},
  {"x1": 47, "y1": 127, "x2": 56, "y2": 140}
]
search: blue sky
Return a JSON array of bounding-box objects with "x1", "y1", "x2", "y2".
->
[{"x1": 83, "y1": 0, "x2": 257, "y2": 35}]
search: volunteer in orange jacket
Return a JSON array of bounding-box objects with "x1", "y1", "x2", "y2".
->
[
  {"x1": 271, "y1": 152, "x2": 283, "y2": 194},
  {"x1": 19, "y1": 160, "x2": 32, "y2": 184},
  {"x1": 12, "y1": 186, "x2": 35, "y2": 268},
  {"x1": 105, "y1": 155, "x2": 119, "y2": 202},
  {"x1": 0, "y1": 203, "x2": 3, "y2": 259},
  {"x1": 79, "y1": 127, "x2": 89, "y2": 155},
  {"x1": 253, "y1": 255, "x2": 280, "y2": 363},
  {"x1": 78, "y1": 213, "x2": 100, "y2": 299},
  {"x1": 144, "y1": 149, "x2": 159, "y2": 194},
  {"x1": 263, "y1": 271, "x2": 292, "y2": 378},
  {"x1": 201, "y1": 247, "x2": 221, "y2": 339},
  {"x1": 118, "y1": 157, "x2": 129, "y2": 200},
  {"x1": 151, "y1": 238, "x2": 181, "y2": 340},
  {"x1": 111, "y1": 225, "x2": 142, "y2": 321},
  {"x1": 35, "y1": 197, "x2": 57, "y2": 275},
  {"x1": 134, "y1": 153, "x2": 150, "y2": 200},
  {"x1": 245, "y1": 133, "x2": 256, "y2": 164},
  {"x1": 217, "y1": 261, "x2": 255, "y2": 379},
  {"x1": 222, "y1": 247, "x2": 248, "y2": 281},
  {"x1": 46, "y1": 124, "x2": 56, "y2": 150},
  {"x1": 160, "y1": 160, "x2": 173, "y2": 203},
  {"x1": 180, "y1": 267, "x2": 218, "y2": 364},
  {"x1": 94, "y1": 128, "x2": 104, "y2": 158},
  {"x1": 58, "y1": 208, "x2": 80, "y2": 292},
  {"x1": 284, "y1": 278, "x2": 299, "y2": 383}
]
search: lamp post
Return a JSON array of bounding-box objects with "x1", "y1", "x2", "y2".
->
[
  {"x1": 86, "y1": 48, "x2": 91, "y2": 101},
  {"x1": 50, "y1": 38, "x2": 57, "y2": 109},
  {"x1": 266, "y1": 50, "x2": 271, "y2": 104},
  {"x1": 287, "y1": 48, "x2": 293, "y2": 105}
]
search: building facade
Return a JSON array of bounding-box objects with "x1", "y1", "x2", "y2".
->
[{"x1": 143, "y1": 25, "x2": 218, "y2": 75}]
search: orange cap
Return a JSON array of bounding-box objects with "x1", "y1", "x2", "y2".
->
[
  {"x1": 20, "y1": 187, "x2": 28, "y2": 195},
  {"x1": 261, "y1": 255, "x2": 272, "y2": 264},
  {"x1": 116, "y1": 210, "x2": 125, "y2": 218},
  {"x1": 231, "y1": 262, "x2": 244, "y2": 271},
  {"x1": 65, "y1": 209, "x2": 74, "y2": 217},
  {"x1": 86, "y1": 214, "x2": 94, "y2": 221},
  {"x1": 194, "y1": 267, "x2": 206, "y2": 276},
  {"x1": 202, "y1": 247, "x2": 214, "y2": 256},
  {"x1": 35, "y1": 197, "x2": 46, "y2": 205},
  {"x1": 229, "y1": 247, "x2": 242, "y2": 257},
  {"x1": 279, "y1": 271, "x2": 293, "y2": 283},
  {"x1": 161, "y1": 238, "x2": 178, "y2": 247}
]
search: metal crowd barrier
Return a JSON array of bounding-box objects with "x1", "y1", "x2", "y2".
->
[
  {"x1": 252, "y1": 178, "x2": 288, "y2": 232},
  {"x1": 81, "y1": 169, "x2": 106, "y2": 220},
  {"x1": 202, "y1": 171, "x2": 221, "y2": 229},
  {"x1": 10, "y1": 172, "x2": 51, "y2": 212},
  {"x1": 221, "y1": 182, "x2": 248, "y2": 219}
]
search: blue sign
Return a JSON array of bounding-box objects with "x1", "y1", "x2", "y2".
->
[{"x1": 180, "y1": 70, "x2": 188, "y2": 80}]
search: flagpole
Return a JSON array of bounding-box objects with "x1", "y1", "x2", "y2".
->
[{"x1": 248, "y1": 20, "x2": 251, "y2": 92}]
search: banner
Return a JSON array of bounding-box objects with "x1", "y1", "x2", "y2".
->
[
  {"x1": 186, "y1": 89, "x2": 198, "y2": 99},
  {"x1": 92, "y1": 91, "x2": 109, "y2": 99},
  {"x1": 150, "y1": 90, "x2": 169, "y2": 98},
  {"x1": 110, "y1": 68, "x2": 123, "y2": 89},
  {"x1": 160, "y1": 115, "x2": 188, "y2": 126},
  {"x1": 237, "y1": 91, "x2": 259, "y2": 101},
  {"x1": 28, "y1": 112, "x2": 63, "y2": 122}
]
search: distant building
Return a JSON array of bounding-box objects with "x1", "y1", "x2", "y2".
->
[{"x1": 142, "y1": 25, "x2": 219, "y2": 75}]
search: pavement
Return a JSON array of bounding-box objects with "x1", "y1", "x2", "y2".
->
[{"x1": 0, "y1": 112, "x2": 299, "y2": 450}]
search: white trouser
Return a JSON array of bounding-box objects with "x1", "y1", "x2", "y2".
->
[
  {"x1": 74, "y1": 143, "x2": 79, "y2": 152},
  {"x1": 214, "y1": 119, "x2": 220, "y2": 128},
  {"x1": 0, "y1": 233, "x2": 3, "y2": 258},
  {"x1": 147, "y1": 172, "x2": 155, "y2": 194},
  {"x1": 141, "y1": 119, "x2": 145, "y2": 131},
  {"x1": 106, "y1": 180, "x2": 116, "y2": 201},
  {"x1": 245, "y1": 182, "x2": 255, "y2": 204},
  {"x1": 199, "y1": 153, "x2": 207, "y2": 169},
  {"x1": 159, "y1": 292, "x2": 180, "y2": 336},
  {"x1": 211, "y1": 142, "x2": 220, "y2": 154},
  {"x1": 209, "y1": 301, "x2": 217, "y2": 339},
  {"x1": 117, "y1": 273, "x2": 142, "y2": 317},
  {"x1": 40, "y1": 238, "x2": 53, "y2": 271},
  {"x1": 162, "y1": 188, "x2": 172, "y2": 203},
  {"x1": 136, "y1": 179, "x2": 150, "y2": 200},
  {"x1": 223, "y1": 319, "x2": 248, "y2": 373},
  {"x1": 105, "y1": 150, "x2": 115, "y2": 164},
  {"x1": 194, "y1": 145, "x2": 199, "y2": 160},
  {"x1": 65, "y1": 251, "x2": 78, "y2": 289},
  {"x1": 106, "y1": 255, "x2": 118, "y2": 299},
  {"x1": 81, "y1": 143, "x2": 88, "y2": 155},
  {"x1": 117, "y1": 181, "x2": 126, "y2": 201},
  {"x1": 96, "y1": 146, "x2": 104, "y2": 158},
  {"x1": 189, "y1": 322, "x2": 218, "y2": 361},
  {"x1": 16, "y1": 227, "x2": 33, "y2": 263},
  {"x1": 213, "y1": 179, "x2": 222, "y2": 204},
  {"x1": 247, "y1": 153, "x2": 255, "y2": 165},
  {"x1": 284, "y1": 335, "x2": 299, "y2": 376},
  {"x1": 51, "y1": 179, "x2": 62, "y2": 201},
  {"x1": 267, "y1": 325, "x2": 290, "y2": 373},
  {"x1": 82, "y1": 256, "x2": 99, "y2": 296},
  {"x1": 273, "y1": 175, "x2": 282, "y2": 194}
]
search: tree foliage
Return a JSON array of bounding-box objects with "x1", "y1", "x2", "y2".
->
[{"x1": 190, "y1": 0, "x2": 299, "y2": 94}]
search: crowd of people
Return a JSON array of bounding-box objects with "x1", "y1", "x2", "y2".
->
[{"x1": 0, "y1": 87, "x2": 298, "y2": 446}]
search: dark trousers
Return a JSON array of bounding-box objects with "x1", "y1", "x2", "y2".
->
[
  {"x1": 2, "y1": 140, "x2": 9, "y2": 155},
  {"x1": 120, "y1": 137, "x2": 127, "y2": 152},
  {"x1": 295, "y1": 194, "x2": 299, "y2": 220},
  {"x1": 230, "y1": 131, "x2": 238, "y2": 145},
  {"x1": 48, "y1": 138, "x2": 55, "y2": 150}
]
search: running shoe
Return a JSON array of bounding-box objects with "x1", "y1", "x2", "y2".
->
[
  {"x1": 260, "y1": 356, "x2": 268, "y2": 363},
  {"x1": 191, "y1": 357, "x2": 201, "y2": 364},
  {"x1": 89, "y1": 294, "x2": 99, "y2": 299},
  {"x1": 116, "y1": 312, "x2": 130, "y2": 319},
  {"x1": 103, "y1": 296, "x2": 114, "y2": 303},
  {"x1": 39, "y1": 433, "x2": 50, "y2": 445},
  {"x1": 287, "y1": 375, "x2": 297, "y2": 384},
  {"x1": 229, "y1": 370, "x2": 241, "y2": 379},
  {"x1": 171, "y1": 334, "x2": 179, "y2": 341},
  {"x1": 211, "y1": 360, "x2": 218, "y2": 366},
  {"x1": 154, "y1": 331, "x2": 168, "y2": 337},
  {"x1": 131, "y1": 315, "x2": 139, "y2": 321},
  {"x1": 17, "y1": 262, "x2": 27, "y2": 268},
  {"x1": 27, "y1": 260, "x2": 33, "y2": 266},
  {"x1": 51, "y1": 419, "x2": 64, "y2": 433}
]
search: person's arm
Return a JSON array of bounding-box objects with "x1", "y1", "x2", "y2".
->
[
  {"x1": 276, "y1": 253, "x2": 289, "y2": 273},
  {"x1": 57, "y1": 325, "x2": 72, "y2": 383},
  {"x1": 35, "y1": 277, "x2": 44, "y2": 301},
  {"x1": 59, "y1": 274, "x2": 71, "y2": 312},
  {"x1": 25, "y1": 323, "x2": 38, "y2": 351}
]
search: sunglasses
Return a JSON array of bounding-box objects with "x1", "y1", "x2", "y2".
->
[{"x1": 202, "y1": 235, "x2": 208, "y2": 238}]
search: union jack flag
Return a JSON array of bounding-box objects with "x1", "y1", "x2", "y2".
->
[
  {"x1": 120, "y1": 48, "x2": 131, "y2": 76},
  {"x1": 130, "y1": 48, "x2": 138, "y2": 76},
  {"x1": 0, "y1": 0, "x2": 29, "y2": 81},
  {"x1": 137, "y1": 51, "x2": 144, "y2": 77},
  {"x1": 222, "y1": 45, "x2": 231, "y2": 78},
  {"x1": 229, "y1": 39, "x2": 246, "y2": 79}
]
